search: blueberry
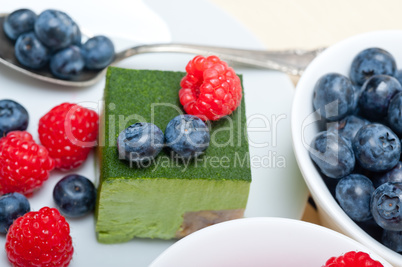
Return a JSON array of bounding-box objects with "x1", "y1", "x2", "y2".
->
[
  {"x1": 335, "y1": 174, "x2": 374, "y2": 222},
  {"x1": 382, "y1": 230, "x2": 402, "y2": 253},
  {"x1": 50, "y1": 45, "x2": 85, "y2": 79},
  {"x1": 371, "y1": 182, "x2": 402, "y2": 231},
  {"x1": 375, "y1": 162, "x2": 402, "y2": 188},
  {"x1": 53, "y1": 174, "x2": 96, "y2": 217},
  {"x1": 0, "y1": 99, "x2": 29, "y2": 137},
  {"x1": 71, "y1": 22, "x2": 81, "y2": 46},
  {"x1": 0, "y1": 193, "x2": 30, "y2": 234},
  {"x1": 309, "y1": 131, "x2": 355, "y2": 179},
  {"x1": 352, "y1": 123, "x2": 401, "y2": 172},
  {"x1": 15, "y1": 31, "x2": 50, "y2": 69},
  {"x1": 388, "y1": 92, "x2": 402, "y2": 136},
  {"x1": 34, "y1": 9, "x2": 75, "y2": 50},
  {"x1": 82, "y1": 35, "x2": 115, "y2": 70},
  {"x1": 117, "y1": 122, "x2": 164, "y2": 165},
  {"x1": 3, "y1": 9, "x2": 36, "y2": 40},
  {"x1": 352, "y1": 84, "x2": 362, "y2": 114},
  {"x1": 313, "y1": 73, "x2": 355, "y2": 121},
  {"x1": 350, "y1": 48, "x2": 397, "y2": 86},
  {"x1": 359, "y1": 75, "x2": 402, "y2": 121},
  {"x1": 165, "y1": 115, "x2": 210, "y2": 160},
  {"x1": 327, "y1": 115, "x2": 369, "y2": 145}
]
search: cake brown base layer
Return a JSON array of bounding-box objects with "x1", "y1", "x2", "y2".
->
[{"x1": 176, "y1": 209, "x2": 245, "y2": 238}]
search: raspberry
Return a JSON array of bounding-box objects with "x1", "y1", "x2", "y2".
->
[
  {"x1": 179, "y1": 55, "x2": 242, "y2": 121},
  {"x1": 5, "y1": 207, "x2": 73, "y2": 267},
  {"x1": 38, "y1": 102, "x2": 99, "y2": 171},
  {"x1": 324, "y1": 251, "x2": 384, "y2": 267},
  {"x1": 0, "y1": 131, "x2": 54, "y2": 195}
]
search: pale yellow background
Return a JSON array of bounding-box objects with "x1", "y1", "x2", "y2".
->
[{"x1": 210, "y1": 0, "x2": 402, "y2": 50}]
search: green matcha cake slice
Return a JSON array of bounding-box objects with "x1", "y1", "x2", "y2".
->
[{"x1": 96, "y1": 66, "x2": 251, "y2": 243}]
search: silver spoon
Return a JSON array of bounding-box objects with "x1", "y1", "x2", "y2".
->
[{"x1": 0, "y1": 14, "x2": 324, "y2": 87}]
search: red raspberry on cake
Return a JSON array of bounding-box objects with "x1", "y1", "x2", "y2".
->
[
  {"x1": 179, "y1": 55, "x2": 242, "y2": 121},
  {"x1": 5, "y1": 207, "x2": 74, "y2": 267},
  {"x1": 38, "y1": 102, "x2": 99, "y2": 171},
  {"x1": 324, "y1": 251, "x2": 384, "y2": 267},
  {"x1": 0, "y1": 131, "x2": 54, "y2": 195}
]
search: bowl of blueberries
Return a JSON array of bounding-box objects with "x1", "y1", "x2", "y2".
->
[{"x1": 291, "y1": 30, "x2": 402, "y2": 266}]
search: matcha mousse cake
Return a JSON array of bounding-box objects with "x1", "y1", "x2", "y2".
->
[{"x1": 96, "y1": 66, "x2": 251, "y2": 243}]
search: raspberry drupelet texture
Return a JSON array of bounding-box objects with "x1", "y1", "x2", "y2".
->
[
  {"x1": 38, "y1": 102, "x2": 99, "y2": 171},
  {"x1": 5, "y1": 207, "x2": 74, "y2": 267},
  {"x1": 179, "y1": 55, "x2": 242, "y2": 121},
  {"x1": 324, "y1": 251, "x2": 383, "y2": 267},
  {"x1": 0, "y1": 131, "x2": 54, "y2": 195}
]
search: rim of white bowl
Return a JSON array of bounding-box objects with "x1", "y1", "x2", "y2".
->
[
  {"x1": 291, "y1": 30, "x2": 402, "y2": 267},
  {"x1": 151, "y1": 217, "x2": 391, "y2": 266}
]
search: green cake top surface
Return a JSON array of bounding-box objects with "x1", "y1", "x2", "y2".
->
[{"x1": 100, "y1": 66, "x2": 251, "y2": 182}]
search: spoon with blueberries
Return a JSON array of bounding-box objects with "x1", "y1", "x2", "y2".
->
[
  {"x1": 1, "y1": 9, "x2": 114, "y2": 87},
  {"x1": 0, "y1": 8, "x2": 323, "y2": 87}
]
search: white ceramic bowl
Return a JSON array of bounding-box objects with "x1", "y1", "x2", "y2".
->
[
  {"x1": 291, "y1": 30, "x2": 402, "y2": 266},
  {"x1": 150, "y1": 217, "x2": 391, "y2": 267}
]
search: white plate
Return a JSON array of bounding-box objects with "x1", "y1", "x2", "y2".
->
[
  {"x1": 150, "y1": 217, "x2": 392, "y2": 267},
  {"x1": 0, "y1": 1, "x2": 308, "y2": 266}
]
